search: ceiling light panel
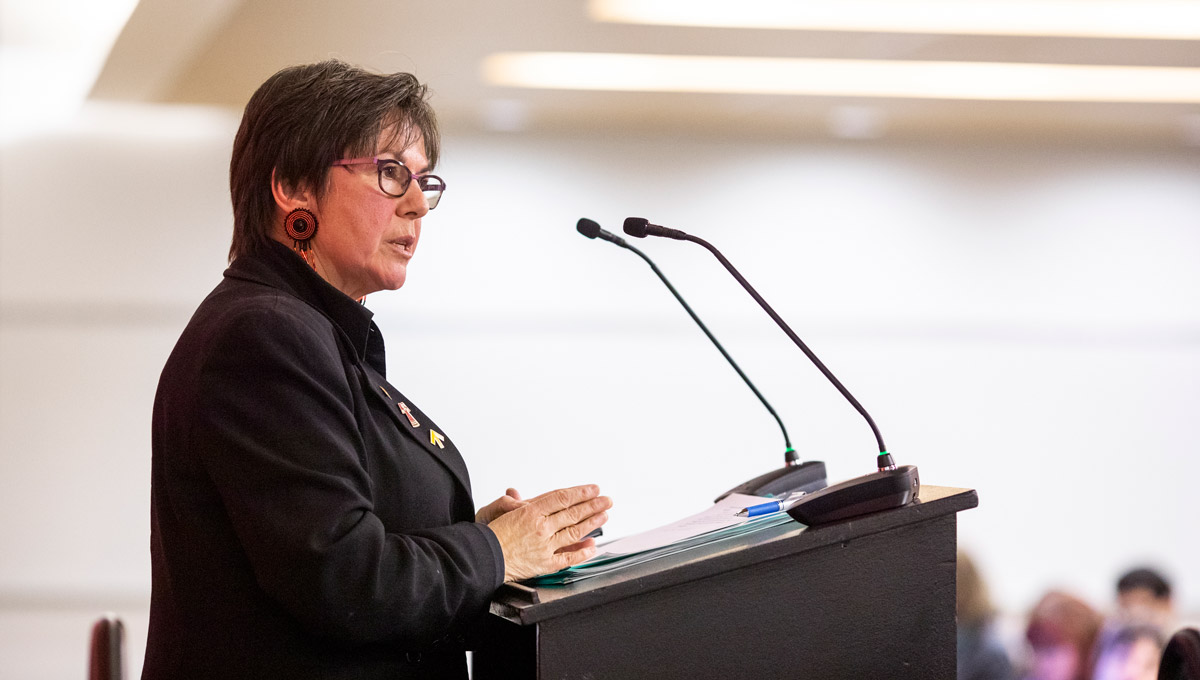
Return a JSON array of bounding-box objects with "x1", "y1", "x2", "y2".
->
[
  {"x1": 482, "y1": 52, "x2": 1200, "y2": 103},
  {"x1": 589, "y1": 0, "x2": 1200, "y2": 40}
]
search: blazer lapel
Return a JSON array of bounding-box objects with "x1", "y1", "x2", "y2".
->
[{"x1": 362, "y1": 367, "x2": 473, "y2": 498}]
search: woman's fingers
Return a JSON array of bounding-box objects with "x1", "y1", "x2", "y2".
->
[
  {"x1": 525, "y1": 485, "x2": 610, "y2": 533},
  {"x1": 549, "y1": 540, "x2": 599, "y2": 571},
  {"x1": 551, "y1": 505, "x2": 608, "y2": 551},
  {"x1": 502, "y1": 496, "x2": 528, "y2": 511},
  {"x1": 553, "y1": 537, "x2": 596, "y2": 555},
  {"x1": 552, "y1": 508, "x2": 609, "y2": 546},
  {"x1": 488, "y1": 484, "x2": 612, "y2": 581},
  {"x1": 526, "y1": 484, "x2": 599, "y2": 508},
  {"x1": 546, "y1": 496, "x2": 612, "y2": 535},
  {"x1": 475, "y1": 492, "x2": 528, "y2": 524}
]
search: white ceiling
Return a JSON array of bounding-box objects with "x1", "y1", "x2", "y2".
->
[{"x1": 89, "y1": 0, "x2": 1200, "y2": 144}]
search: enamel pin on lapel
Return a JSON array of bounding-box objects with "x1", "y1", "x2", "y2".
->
[
  {"x1": 398, "y1": 402, "x2": 420, "y2": 428},
  {"x1": 430, "y1": 430, "x2": 445, "y2": 449}
]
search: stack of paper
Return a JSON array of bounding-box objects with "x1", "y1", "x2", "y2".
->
[{"x1": 526, "y1": 493, "x2": 800, "y2": 586}]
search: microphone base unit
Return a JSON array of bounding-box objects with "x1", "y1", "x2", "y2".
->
[
  {"x1": 786, "y1": 465, "x2": 920, "y2": 526},
  {"x1": 715, "y1": 460, "x2": 828, "y2": 502}
]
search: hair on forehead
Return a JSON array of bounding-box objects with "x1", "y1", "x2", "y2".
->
[
  {"x1": 362, "y1": 115, "x2": 427, "y2": 160},
  {"x1": 229, "y1": 60, "x2": 440, "y2": 261},
  {"x1": 346, "y1": 104, "x2": 430, "y2": 157}
]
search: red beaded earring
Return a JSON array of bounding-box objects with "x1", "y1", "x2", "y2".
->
[{"x1": 284, "y1": 208, "x2": 318, "y2": 268}]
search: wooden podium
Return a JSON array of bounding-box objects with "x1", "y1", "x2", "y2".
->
[{"x1": 473, "y1": 485, "x2": 977, "y2": 680}]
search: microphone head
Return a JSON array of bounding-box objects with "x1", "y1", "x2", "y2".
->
[
  {"x1": 576, "y1": 218, "x2": 602, "y2": 239},
  {"x1": 623, "y1": 217, "x2": 650, "y2": 238}
]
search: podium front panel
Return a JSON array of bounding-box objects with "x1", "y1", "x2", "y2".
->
[{"x1": 475, "y1": 485, "x2": 975, "y2": 680}]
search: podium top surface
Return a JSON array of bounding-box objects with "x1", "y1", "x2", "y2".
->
[{"x1": 491, "y1": 484, "x2": 977, "y2": 625}]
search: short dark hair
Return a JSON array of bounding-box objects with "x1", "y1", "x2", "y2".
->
[
  {"x1": 1117, "y1": 567, "x2": 1172, "y2": 600},
  {"x1": 228, "y1": 60, "x2": 440, "y2": 260}
]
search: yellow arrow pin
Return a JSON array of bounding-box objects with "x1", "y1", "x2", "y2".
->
[{"x1": 430, "y1": 430, "x2": 445, "y2": 449}]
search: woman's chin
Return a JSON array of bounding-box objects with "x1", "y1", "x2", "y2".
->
[{"x1": 379, "y1": 267, "x2": 408, "y2": 292}]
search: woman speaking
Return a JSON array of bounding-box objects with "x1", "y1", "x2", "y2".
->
[{"x1": 142, "y1": 60, "x2": 611, "y2": 679}]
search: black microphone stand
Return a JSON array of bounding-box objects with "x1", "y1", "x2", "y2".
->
[
  {"x1": 576, "y1": 219, "x2": 827, "y2": 501},
  {"x1": 623, "y1": 217, "x2": 919, "y2": 526}
]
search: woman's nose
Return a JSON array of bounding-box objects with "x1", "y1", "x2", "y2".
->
[{"x1": 397, "y1": 186, "x2": 430, "y2": 218}]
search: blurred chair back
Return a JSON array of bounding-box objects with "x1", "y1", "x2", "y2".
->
[
  {"x1": 1159, "y1": 627, "x2": 1200, "y2": 680},
  {"x1": 88, "y1": 614, "x2": 126, "y2": 680}
]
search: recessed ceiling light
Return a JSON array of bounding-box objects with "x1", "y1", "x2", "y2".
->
[
  {"x1": 589, "y1": 0, "x2": 1200, "y2": 40},
  {"x1": 483, "y1": 52, "x2": 1200, "y2": 103}
]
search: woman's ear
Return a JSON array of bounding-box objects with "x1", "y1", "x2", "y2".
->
[{"x1": 270, "y1": 168, "x2": 315, "y2": 214}]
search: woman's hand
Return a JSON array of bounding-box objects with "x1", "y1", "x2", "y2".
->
[
  {"x1": 475, "y1": 488, "x2": 526, "y2": 525},
  {"x1": 485, "y1": 484, "x2": 612, "y2": 582}
]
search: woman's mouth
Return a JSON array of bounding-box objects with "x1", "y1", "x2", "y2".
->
[{"x1": 388, "y1": 237, "x2": 415, "y2": 256}]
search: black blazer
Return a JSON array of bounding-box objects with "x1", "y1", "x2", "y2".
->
[{"x1": 142, "y1": 241, "x2": 504, "y2": 679}]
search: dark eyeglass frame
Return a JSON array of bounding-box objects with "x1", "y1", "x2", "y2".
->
[{"x1": 330, "y1": 157, "x2": 446, "y2": 209}]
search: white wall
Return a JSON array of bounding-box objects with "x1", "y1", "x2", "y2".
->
[{"x1": 2, "y1": 106, "x2": 1198, "y2": 677}]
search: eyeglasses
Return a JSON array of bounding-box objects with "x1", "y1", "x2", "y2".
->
[{"x1": 330, "y1": 157, "x2": 446, "y2": 209}]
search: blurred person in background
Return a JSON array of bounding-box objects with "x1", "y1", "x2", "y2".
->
[
  {"x1": 1091, "y1": 625, "x2": 1163, "y2": 680},
  {"x1": 1114, "y1": 568, "x2": 1175, "y2": 632},
  {"x1": 1090, "y1": 567, "x2": 1174, "y2": 680},
  {"x1": 958, "y1": 550, "x2": 1016, "y2": 680},
  {"x1": 1024, "y1": 591, "x2": 1104, "y2": 680}
]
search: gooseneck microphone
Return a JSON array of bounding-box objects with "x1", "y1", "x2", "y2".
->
[
  {"x1": 622, "y1": 217, "x2": 919, "y2": 526},
  {"x1": 623, "y1": 219, "x2": 886, "y2": 455},
  {"x1": 576, "y1": 218, "x2": 826, "y2": 500}
]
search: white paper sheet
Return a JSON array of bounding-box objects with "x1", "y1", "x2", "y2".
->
[{"x1": 587, "y1": 493, "x2": 770, "y2": 559}]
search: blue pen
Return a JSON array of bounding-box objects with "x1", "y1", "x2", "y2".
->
[
  {"x1": 735, "y1": 493, "x2": 805, "y2": 518},
  {"x1": 735, "y1": 500, "x2": 785, "y2": 518}
]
